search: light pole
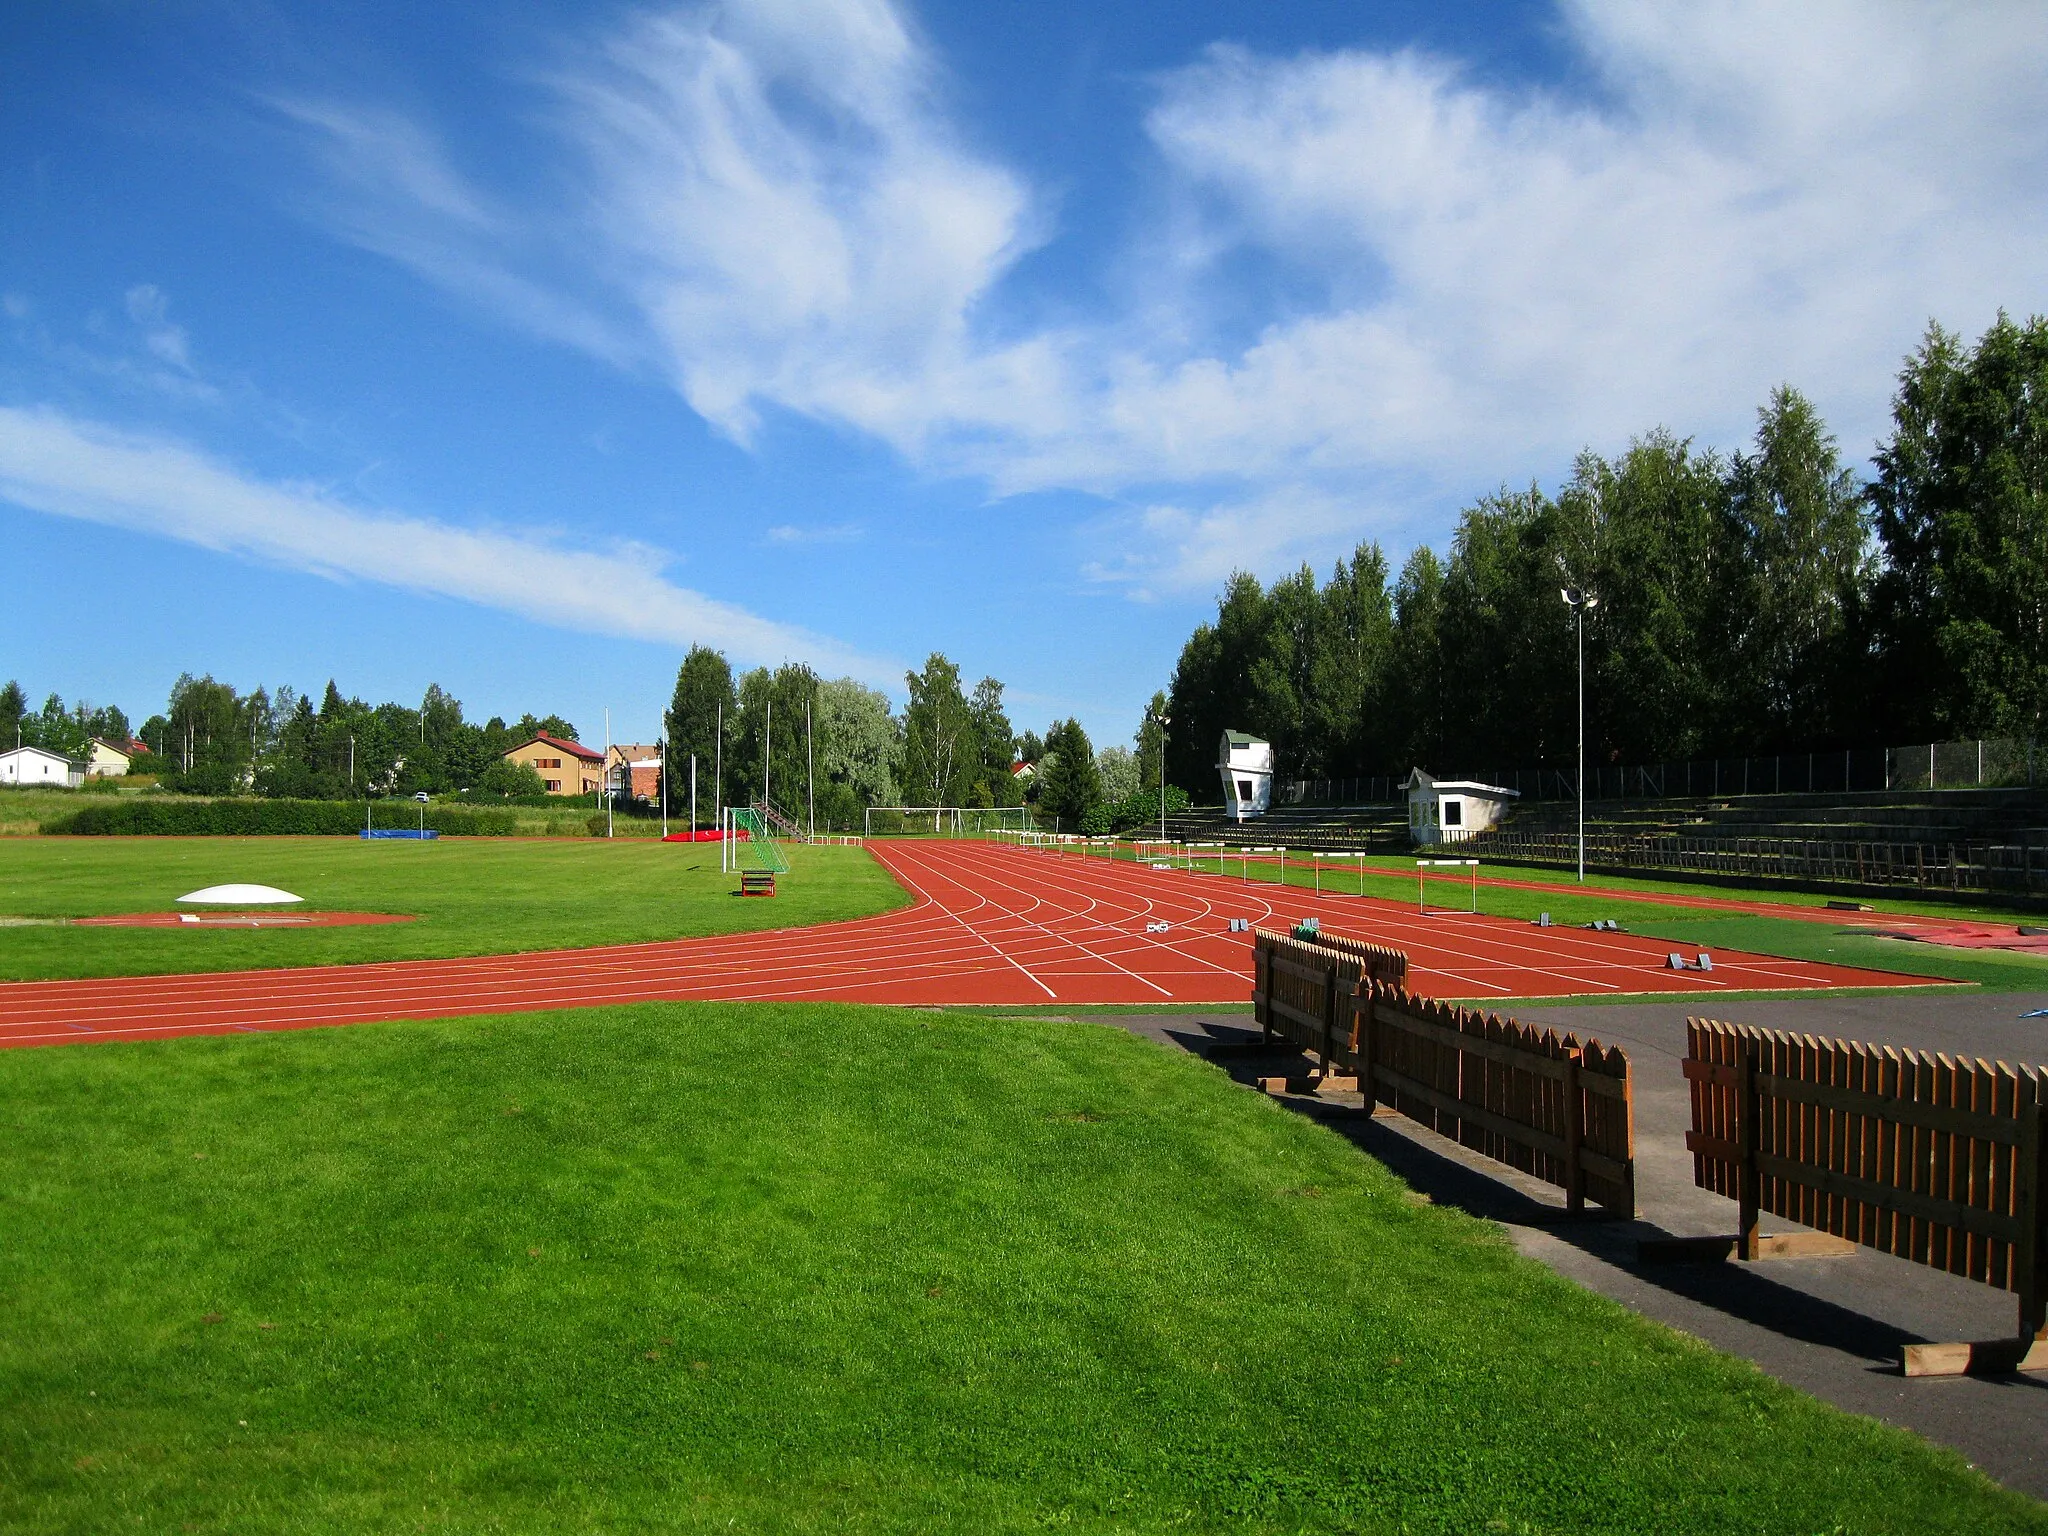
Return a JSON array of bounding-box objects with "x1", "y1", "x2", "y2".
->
[
  {"x1": 1560, "y1": 587, "x2": 1600, "y2": 883},
  {"x1": 1150, "y1": 709, "x2": 1171, "y2": 839}
]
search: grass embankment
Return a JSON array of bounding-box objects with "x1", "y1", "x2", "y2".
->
[
  {"x1": 1, "y1": 1003, "x2": 2039, "y2": 1534},
  {"x1": 0, "y1": 840, "x2": 905, "y2": 982},
  {"x1": 1095, "y1": 843, "x2": 2048, "y2": 992}
]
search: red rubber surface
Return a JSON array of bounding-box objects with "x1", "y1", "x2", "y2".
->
[{"x1": 0, "y1": 841, "x2": 1929, "y2": 1049}]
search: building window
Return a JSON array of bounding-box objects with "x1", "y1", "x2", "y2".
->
[
  {"x1": 1443, "y1": 799, "x2": 1462, "y2": 827},
  {"x1": 545, "y1": 779, "x2": 561, "y2": 791}
]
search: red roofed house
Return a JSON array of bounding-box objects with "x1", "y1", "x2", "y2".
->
[{"x1": 503, "y1": 732, "x2": 605, "y2": 796}]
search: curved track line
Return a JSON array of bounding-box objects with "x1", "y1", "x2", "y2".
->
[{"x1": 0, "y1": 841, "x2": 1933, "y2": 1050}]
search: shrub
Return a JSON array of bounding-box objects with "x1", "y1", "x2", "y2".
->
[{"x1": 42, "y1": 799, "x2": 520, "y2": 836}]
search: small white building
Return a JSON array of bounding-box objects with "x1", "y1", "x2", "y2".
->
[
  {"x1": 1218, "y1": 731, "x2": 1274, "y2": 820},
  {"x1": 0, "y1": 745, "x2": 83, "y2": 788},
  {"x1": 85, "y1": 738, "x2": 133, "y2": 777},
  {"x1": 1404, "y1": 768, "x2": 1517, "y2": 845}
]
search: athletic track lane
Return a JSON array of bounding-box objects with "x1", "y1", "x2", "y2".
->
[{"x1": 0, "y1": 841, "x2": 1927, "y2": 1049}]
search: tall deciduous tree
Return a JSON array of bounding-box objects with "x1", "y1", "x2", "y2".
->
[
  {"x1": 665, "y1": 646, "x2": 737, "y2": 814},
  {"x1": 901, "y1": 654, "x2": 978, "y2": 807}
]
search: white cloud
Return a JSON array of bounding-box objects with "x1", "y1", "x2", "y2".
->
[
  {"x1": 122, "y1": 284, "x2": 193, "y2": 371},
  {"x1": 764, "y1": 522, "x2": 861, "y2": 545},
  {"x1": 278, "y1": 0, "x2": 2048, "y2": 593},
  {"x1": 0, "y1": 406, "x2": 894, "y2": 682}
]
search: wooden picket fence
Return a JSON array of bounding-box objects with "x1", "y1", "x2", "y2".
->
[
  {"x1": 1686, "y1": 1019, "x2": 2047, "y2": 1371},
  {"x1": 1252, "y1": 930, "x2": 1635, "y2": 1214}
]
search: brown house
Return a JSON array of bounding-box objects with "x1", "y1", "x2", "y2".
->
[{"x1": 503, "y1": 732, "x2": 605, "y2": 796}]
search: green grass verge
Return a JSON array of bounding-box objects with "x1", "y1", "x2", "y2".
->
[
  {"x1": 1, "y1": 1002, "x2": 2039, "y2": 1533},
  {"x1": 0, "y1": 839, "x2": 905, "y2": 981},
  {"x1": 1099, "y1": 846, "x2": 2048, "y2": 992}
]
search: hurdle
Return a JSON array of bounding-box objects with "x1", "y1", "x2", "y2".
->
[
  {"x1": 1315, "y1": 850, "x2": 1367, "y2": 896},
  {"x1": 1417, "y1": 857, "x2": 1480, "y2": 914}
]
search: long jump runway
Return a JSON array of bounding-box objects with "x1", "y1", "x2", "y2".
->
[{"x1": 0, "y1": 841, "x2": 1924, "y2": 1049}]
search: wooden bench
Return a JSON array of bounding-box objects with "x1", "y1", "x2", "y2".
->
[{"x1": 739, "y1": 870, "x2": 777, "y2": 897}]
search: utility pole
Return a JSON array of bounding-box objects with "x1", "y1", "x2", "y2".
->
[
  {"x1": 714, "y1": 700, "x2": 723, "y2": 827},
  {"x1": 604, "y1": 708, "x2": 613, "y2": 837},
  {"x1": 659, "y1": 737, "x2": 667, "y2": 840},
  {"x1": 765, "y1": 698, "x2": 772, "y2": 813},
  {"x1": 806, "y1": 695, "x2": 815, "y2": 838},
  {"x1": 690, "y1": 753, "x2": 697, "y2": 837}
]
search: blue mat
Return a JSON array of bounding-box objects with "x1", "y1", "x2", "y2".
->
[{"x1": 360, "y1": 829, "x2": 438, "y2": 840}]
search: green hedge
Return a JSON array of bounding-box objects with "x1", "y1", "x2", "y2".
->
[{"x1": 41, "y1": 800, "x2": 521, "y2": 837}]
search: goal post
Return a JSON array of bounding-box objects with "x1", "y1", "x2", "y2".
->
[
  {"x1": 1417, "y1": 857, "x2": 1479, "y2": 915},
  {"x1": 862, "y1": 805, "x2": 1036, "y2": 838}
]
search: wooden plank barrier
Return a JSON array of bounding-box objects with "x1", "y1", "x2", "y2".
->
[
  {"x1": 1686, "y1": 1018, "x2": 2048, "y2": 1376},
  {"x1": 1252, "y1": 930, "x2": 1635, "y2": 1215}
]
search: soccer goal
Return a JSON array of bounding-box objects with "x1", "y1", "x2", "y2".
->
[
  {"x1": 863, "y1": 805, "x2": 1036, "y2": 838},
  {"x1": 1416, "y1": 857, "x2": 1480, "y2": 914}
]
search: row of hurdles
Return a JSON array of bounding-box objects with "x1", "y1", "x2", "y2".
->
[{"x1": 1250, "y1": 927, "x2": 2047, "y2": 1377}]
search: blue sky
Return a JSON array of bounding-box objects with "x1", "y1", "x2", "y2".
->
[{"x1": 4, "y1": 2, "x2": 2046, "y2": 748}]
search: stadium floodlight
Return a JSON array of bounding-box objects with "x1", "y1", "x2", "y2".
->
[
  {"x1": 1560, "y1": 587, "x2": 1600, "y2": 882},
  {"x1": 1150, "y1": 708, "x2": 1172, "y2": 839}
]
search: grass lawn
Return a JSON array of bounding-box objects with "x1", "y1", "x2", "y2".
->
[
  {"x1": 1, "y1": 1003, "x2": 2041, "y2": 1534},
  {"x1": 1107, "y1": 846, "x2": 2048, "y2": 992},
  {"x1": 0, "y1": 839, "x2": 906, "y2": 981}
]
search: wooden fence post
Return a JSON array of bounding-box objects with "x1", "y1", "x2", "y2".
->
[
  {"x1": 2020, "y1": 1099, "x2": 2046, "y2": 1342},
  {"x1": 1737, "y1": 1043, "x2": 1761, "y2": 1261},
  {"x1": 1256, "y1": 940, "x2": 1271, "y2": 1046},
  {"x1": 1319, "y1": 956, "x2": 1337, "y2": 1075},
  {"x1": 1564, "y1": 1051, "x2": 1585, "y2": 1215},
  {"x1": 1358, "y1": 982, "x2": 1378, "y2": 1112}
]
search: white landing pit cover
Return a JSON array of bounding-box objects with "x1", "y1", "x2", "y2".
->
[{"x1": 176, "y1": 884, "x2": 304, "y2": 905}]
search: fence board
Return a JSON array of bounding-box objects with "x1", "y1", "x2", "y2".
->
[
  {"x1": 1686, "y1": 1017, "x2": 2047, "y2": 1346},
  {"x1": 1253, "y1": 931, "x2": 1634, "y2": 1214}
]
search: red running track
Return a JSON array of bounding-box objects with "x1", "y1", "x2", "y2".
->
[{"x1": 0, "y1": 840, "x2": 1927, "y2": 1050}]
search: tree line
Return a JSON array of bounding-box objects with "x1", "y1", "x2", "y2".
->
[
  {"x1": 1, "y1": 673, "x2": 583, "y2": 800},
  {"x1": 663, "y1": 649, "x2": 1190, "y2": 833},
  {"x1": 1163, "y1": 313, "x2": 2048, "y2": 794}
]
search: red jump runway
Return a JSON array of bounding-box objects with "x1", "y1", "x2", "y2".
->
[{"x1": 0, "y1": 841, "x2": 1928, "y2": 1049}]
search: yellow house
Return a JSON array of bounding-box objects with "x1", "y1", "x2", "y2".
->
[{"x1": 503, "y1": 733, "x2": 605, "y2": 796}]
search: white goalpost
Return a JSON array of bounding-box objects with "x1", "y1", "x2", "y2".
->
[{"x1": 862, "y1": 805, "x2": 1036, "y2": 838}]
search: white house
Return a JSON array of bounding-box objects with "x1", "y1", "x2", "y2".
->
[
  {"x1": 0, "y1": 745, "x2": 83, "y2": 788},
  {"x1": 1218, "y1": 731, "x2": 1274, "y2": 820},
  {"x1": 1404, "y1": 768, "x2": 1517, "y2": 845}
]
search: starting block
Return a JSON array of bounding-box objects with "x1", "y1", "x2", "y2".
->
[
  {"x1": 1586, "y1": 918, "x2": 1621, "y2": 931},
  {"x1": 1227, "y1": 917, "x2": 1249, "y2": 933},
  {"x1": 1535, "y1": 912, "x2": 1551, "y2": 927},
  {"x1": 1145, "y1": 920, "x2": 1171, "y2": 934},
  {"x1": 1666, "y1": 951, "x2": 1714, "y2": 972}
]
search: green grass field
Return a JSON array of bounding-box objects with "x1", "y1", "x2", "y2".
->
[
  {"x1": 0, "y1": 839, "x2": 907, "y2": 981},
  {"x1": 1, "y1": 1001, "x2": 2040, "y2": 1534},
  {"x1": 1099, "y1": 845, "x2": 2048, "y2": 992}
]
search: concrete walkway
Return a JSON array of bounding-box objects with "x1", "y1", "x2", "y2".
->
[{"x1": 1104, "y1": 990, "x2": 2048, "y2": 1500}]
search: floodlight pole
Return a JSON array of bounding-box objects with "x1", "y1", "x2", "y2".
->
[
  {"x1": 660, "y1": 737, "x2": 668, "y2": 839},
  {"x1": 806, "y1": 695, "x2": 815, "y2": 839},
  {"x1": 1153, "y1": 710, "x2": 1172, "y2": 840},
  {"x1": 1561, "y1": 587, "x2": 1599, "y2": 883},
  {"x1": 690, "y1": 753, "x2": 697, "y2": 837}
]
